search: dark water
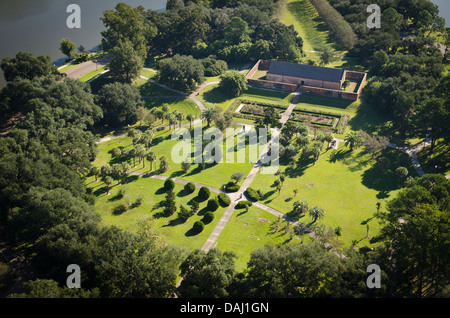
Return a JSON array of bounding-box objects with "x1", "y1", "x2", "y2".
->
[
  {"x1": 0, "y1": 0, "x2": 166, "y2": 87},
  {"x1": 431, "y1": 0, "x2": 450, "y2": 27}
]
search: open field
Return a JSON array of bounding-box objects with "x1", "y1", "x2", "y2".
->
[{"x1": 252, "y1": 144, "x2": 416, "y2": 248}]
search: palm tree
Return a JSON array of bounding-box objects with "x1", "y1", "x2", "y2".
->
[
  {"x1": 142, "y1": 130, "x2": 154, "y2": 149},
  {"x1": 147, "y1": 152, "x2": 157, "y2": 171},
  {"x1": 309, "y1": 206, "x2": 325, "y2": 223},
  {"x1": 104, "y1": 176, "x2": 113, "y2": 194},
  {"x1": 186, "y1": 113, "x2": 195, "y2": 129},
  {"x1": 121, "y1": 162, "x2": 131, "y2": 183},
  {"x1": 135, "y1": 144, "x2": 146, "y2": 168},
  {"x1": 296, "y1": 134, "x2": 309, "y2": 148},
  {"x1": 293, "y1": 200, "x2": 309, "y2": 215},
  {"x1": 344, "y1": 131, "x2": 361, "y2": 151},
  {"x1": 201, "y1": 107, "x2": 216, "y2": 127},
  {"x1": 176, "y1": 112, "x2": 185, "y2": 128}
]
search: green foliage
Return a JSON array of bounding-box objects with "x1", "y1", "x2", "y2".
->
[
  {"x1": 60, "y1": 38, "x2": 76, "y2": 58},
  {"x1": 109, "y1": 40, "x2": 144, "y2": 83},
  {"x1": 193, "y1": 221, "x2": 205, "y2": 233},
  {"x1": 235, "y1": 200, "x2": 252, "y2": 209},
  {"x1": 217, "y1": 193, "x2": 231, "y2": 207},
  {"x1": 178, "y1": 205, "x2": 193, "y2": 222},
  {"x1": 158, "y1": 55, "x2": 205, "y2": 91},
  {"x1": 178, "y1": 249, "x2": 237, "y2": 298},
  {"x1": 96, "y1": 82, "x2": 142, "y2": 127},
  {"x1": 100, "y1": 2, "x2": 152, "y2": 59},
  {"x1": 202, "y1": 58, "x2": 228, "y2": 76},
  {"x1": 207, "y1": 198, "x2": 220, "y2": 211},
  {"x1": 245, "y1": 188, "x2": 260, "y2": 202},
  {"x1": 203, "y1": 211, "x2": 215, "y2": 224},
  {"x1": 184, "y1": 182, "x2": 196, "y2": 194},
  {"x1": 198, "y1": 186, "x2": 211, "y2": 201},
  {"x1": 164, "y1": 179, "x2": 176, "y2": 190},
  {"x1": 224, "y1": 182, "x2": 240, "y2": 193},
  {"x1": 0, "y1": 52, "x2": 60, "y2": 83},
  {"x1": 219, "y1": 70, "x2": 248, "y2": 97},
  {"x1": 163, "y1": 189, "x2": 177, "y2": 216},
  {"x1": 309, "y1": 0, "x2": 357, "y2": 49}
]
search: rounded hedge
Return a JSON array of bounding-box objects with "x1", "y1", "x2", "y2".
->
[
  {"x1": 218, "y1": 193, "x2": 231, "y2": 207},
  {"x1": 193, "y1": 220, "x2": 205, "y2": 233},
  {"x1": 225, "y1": 181, "x2": 240, "y2": 193},
  {"x1": 198, "y1": 186, "x2": 211, "y2": 200},
  {"x1": 203, "y1": 211, "x2": 214, "y2": 224},
  {"x1": 164, "y1": 179, "x2": 175, "y2": 190},
  {"x1": 184, "y1": 182, "x2": 196, "y2": 194},
  {"x1": 235, "y1": 200, "x2": 253, "y2": 209},
  {"x1": 245, "y1": 188, "x2": 260, "y2": 201},
  {"x1": 207, "y1": 198, "x2": 220, "y2": 211}
]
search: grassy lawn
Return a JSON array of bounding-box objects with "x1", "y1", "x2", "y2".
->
[
  {"x1": 215, "y1": 205, "x2": 309, "y2": 271},
  {"x1": 86, "y1": 175, "x2": 227, "y2": 251},
  {"x1": 198, "y1": 84, "x2": 293, "y2": 111},
  {"x1": 134, "y1": 77, "x2": 184, "y2": 97},
  {"x1": 78, "y1": 66, "x2": 108, "y2": 83},
  {"x1": 94, "y1": 128, "x2": 255, "y2": 190},
  {"x1": 252, "y1": 143, "x2": 416, "y2": 248},
  {"x1": 279, "y1": 0, "x2": 346, "y2": 55}
]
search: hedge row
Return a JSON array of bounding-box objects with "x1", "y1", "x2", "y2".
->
[{"x1": 309, "y1": 0, "x2": 357, "y2": 49}]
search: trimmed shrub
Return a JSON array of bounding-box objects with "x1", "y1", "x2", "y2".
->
[
  {"x1": 207, "y1": 198, "x2": 220, "y2": 212},
  {"x1": 218, "y1": 193, "x2": 231, "y2": 207},
  {"x1": 235, "y1": 200, "x2": 253, "y2": 209},
  {"x1": 164, "y1": 179, "x2": 175, "y2": 190},
  {"x1": 225, "y1": 181, "x2": 240, "y2": 193},
  {"x1": 193, "y1": 221, "x2": 205, "y2": 233},
  {"x1": 184, "y1": 182, "x2": 196, "y2": 194},
  {"x1": 203, "y1": 211, "x2": 214, "y2": 224},
  {"x1": 245, "y1": 188, "x2": 260, "y2": 201},
  {"x1": 198, "y1": 186, "x2": 211, "y2": 201}
]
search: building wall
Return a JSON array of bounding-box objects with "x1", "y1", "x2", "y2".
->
[{"x1": 266, "y1": 73, "x2": 342, "y2": 90}]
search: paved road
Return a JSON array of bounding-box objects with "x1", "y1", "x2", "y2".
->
[{"x1": 63, "y1": 55, "x2": 112, "y2": 79}]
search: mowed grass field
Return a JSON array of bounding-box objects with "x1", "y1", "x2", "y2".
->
[
  {"x1": 252, "y1": 143, "x2": 416, "y2": 248},
  {"x1": 86, "y1": 175, "x2": 226, "y2": 250}
]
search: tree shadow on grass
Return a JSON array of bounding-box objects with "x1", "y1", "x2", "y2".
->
[
  {"x1": 283, "y1": 156, "x2": 315, "y2": 179},
  {"x1": 185, "y1": 228, "x2": 201, "y2": 237}
]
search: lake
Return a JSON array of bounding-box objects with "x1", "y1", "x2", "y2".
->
[{"x1": 0, "y1": 0, "x2": 166, "y2": 87}]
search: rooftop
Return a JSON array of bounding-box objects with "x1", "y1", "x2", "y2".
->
[{"x1": 267, "y1": 60, "x2": 345, "y2": 83}]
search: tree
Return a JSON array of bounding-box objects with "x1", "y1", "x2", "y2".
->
[
  {"x1": 319, "y1": 47, "x2": 334, "y2": 66},
  {"x1": 344, "y1": 131, "x2": 361, "y2": 151},
  {"x1": 219, "y1": 70, "x2": 248, "y2": 97},
  {"x1": 359, "y1": 131, "x2": 389, "y2": 158},
  {"x1": 186, "y1": 114, "x2": 195, "y2": 129},
  {"x1": 377, "y1": 174, "x2": 450, "y2": 297},
  {"x1": 178, "y1": 205, "x2": 193, "y2": 222},
  {"x1": 147, "y1": 152, "x2": 157, "y2": 171},
  {"x1": 1, "y1": 52, "x2": 60, "y2": 82},
  {"x1": 231, "y1": 171, "x2": 245, "y2": 184},
  {"x1": 100, "y1": 2, "x2": 152, "y2": 59},
  {"x1": 158, "y1": 55, "x2": 204, "y2": 91},
  {"x1": 201, "y1": 107, "x2": 217, "y2": 128},
  {"x1": 224, "y1": 17, "x2": 251, "y2": 45},
  {"x1": 181, "y1": 161, "x2": 192, "y2": 173},
  {"x1": 159, "y1": 156, "x2": 170, "y2": 172},
  {"x1": 178, "y1": 249, "x2": 237, "y2": 298},
  {"x1": 293, "y1": 200, "x2": 309, "y2": 215},
  {"x1": 242, "y1": 244, "x2": 342, "y2": 297},
  {"x1": 60, "y1": 38, "x2": 76, "y2": 59},
  {"x1": 309, "y1": 206, "x2": 325, "y2": 223},
  {"x1": 96, "y1": 82, "x2": 142, "y2": 127},
  {"x1": 163, "y1": 188, "x2": 177, "y2": 216},
  {"x1": 109, "y1": 40, "x2": 144, "y2": 83},
  {"x1": 95, "y1": 224, "x2": 181, "y2": 297}
]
